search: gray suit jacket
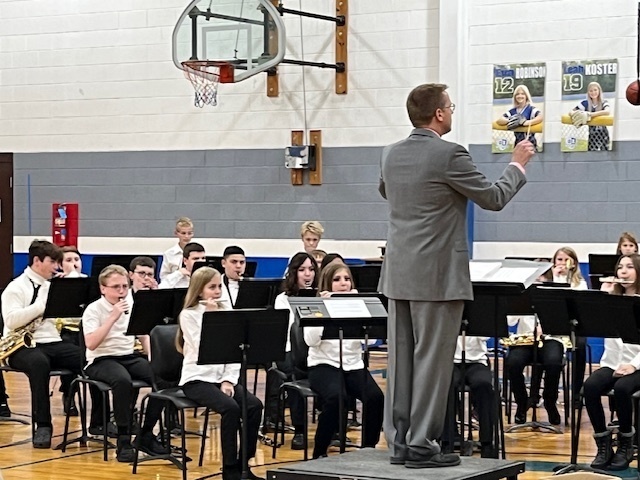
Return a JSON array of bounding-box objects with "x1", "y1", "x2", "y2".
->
[{"x1": 378, "y1": 128, "x2": 526, "y2": 301}]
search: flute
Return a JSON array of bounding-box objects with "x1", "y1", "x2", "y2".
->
[
  {"x1": 599, "y1": 277, "x2": 634, "y2": 284},
  {"x1": 199, "y1": 299, "x2": 226, "y2": 308}
]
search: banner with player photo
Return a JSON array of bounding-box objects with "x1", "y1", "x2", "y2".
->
[
  {"x1": 492, "y1": 63, "x2": 546, "y2": 153},
  {"x1": 561, "y1": 59, "x2": 617, "y2": 152}
]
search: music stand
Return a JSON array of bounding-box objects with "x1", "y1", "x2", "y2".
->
[
  {"x1": 465, "y1": 257, "x2": 553, "y2": 457},
  {"x1": 348, "y1": 265, "x2": 381, "y2": 293},
  {"x1": 288, "y1": 296, "x2": 387, "y2": 453},
  {"x1": 588, "y1": 254, "x2": 620, "y2": 289},
  {"x1": 530, "y1": 287, "x2": 638, "y2": 474},
  {"x1": 198, "y1": 309, "x2": 289, "y2": 480},
  {"x1": 44, "y1": 277, "x2": 92, "y2": 317},
  {"x1": 234, "y1": 278, "x2": 283, "y2": 309},
  {"x1": 46, "y1": 277, "x2": 105, "y2": 451},
  {"x1": 90, "y1": 254, "x2": 161, "y2": 278},
  {"x1": 126, "y1": 289, "x2": 179, "y2": 336}
]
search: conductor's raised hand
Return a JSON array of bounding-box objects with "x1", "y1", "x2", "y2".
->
[{"x1": 511, "y1": 140, "x2": 536, "y2": 168}]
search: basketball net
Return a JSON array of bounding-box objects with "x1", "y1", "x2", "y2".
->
[{"x1": 182, "y1": 61, "x2": 220, "y2": 108}]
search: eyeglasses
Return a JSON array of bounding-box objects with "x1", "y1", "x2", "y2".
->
[
  {"x1": 104, "y1": 284, "x2": 129, "y2": 290},
  {"x1": 134, "y1": 271, "x2": 154, "y2": 278},
  {"x1": 444, "y1": 103, "x2": 455, "y2": 113}
]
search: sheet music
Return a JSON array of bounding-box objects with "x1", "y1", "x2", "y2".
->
[
  {"x1": 487, "y1": 267, "x2": 538, "y2": 283},
  {"x1": 323, "y1": 299, "x2": 371, "y2": 318},
  {"x1": 469, "y1": 262, "x2": 502, "y2": 282}
]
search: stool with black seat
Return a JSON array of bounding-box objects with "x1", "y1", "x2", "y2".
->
[{"x1": 133, "y1": 324, "x2": 210, "y2": 480}]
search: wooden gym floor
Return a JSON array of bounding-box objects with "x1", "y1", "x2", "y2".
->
[{"x1": 0, "y1": 354, "x2": 636, "y2": 480}]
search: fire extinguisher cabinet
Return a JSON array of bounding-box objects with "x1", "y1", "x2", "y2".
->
[{"x1": 52, "y1": 203, "x2": 79, "y2": 247}]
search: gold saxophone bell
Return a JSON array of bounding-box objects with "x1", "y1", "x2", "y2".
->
[
  {"x1": 55, "y1": 318, "x2": 81, "y2": 334},
  {"x1": 0, "y1": 318, "x2": 43, "y2": 366}
]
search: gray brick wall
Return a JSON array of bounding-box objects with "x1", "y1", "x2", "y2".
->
[{"x1": 15, "y1": 142, "x2": 640, "y2": 243}]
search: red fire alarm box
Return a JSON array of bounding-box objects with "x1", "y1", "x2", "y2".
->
[{"x1": 52, "y1": 203, "x2": 79, "y2": 247}]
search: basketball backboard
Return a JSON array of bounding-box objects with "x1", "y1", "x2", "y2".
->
[{"x1": 172, "y1": 0, "x2": 286, "y2": 84}]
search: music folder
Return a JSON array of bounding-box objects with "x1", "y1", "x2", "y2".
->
[{"x1": 44, "y1": 277, "x2": 93, "y2": 318}]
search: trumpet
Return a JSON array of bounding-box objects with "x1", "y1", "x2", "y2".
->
[{"x1": 599, "y1": 277, "x2": 634, "y2": 284}]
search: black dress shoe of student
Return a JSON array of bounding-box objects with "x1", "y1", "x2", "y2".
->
[
  {"x1": 544, "y1": 401, "x2": 561, "y2": 426},
  {"x1": 33, "y1": 426, "x2": 52, "y2": 449},
  {"x1": 404, "y1": 450, "x2": 461, "y2": 469},
  {"x1": 89, "y1": 422, "x2": 118, "y2": 438},
  {"x1": 62, "y1": 394, "x2": 79, "y2": 417},
  {"x1": 291, "y1": 433, "x2": 305, "y2": 450},
  {"x1": 116, "y1": 435, "x2": 136, "y2": 463},
  {"x1": 0, "y1": 402, "x2": 11, "y2": 417},
  {"x1": 389, "y1": 455, "x2": 406, "y2": 465},
  {"x1": 514, "y1": 408, "x2": 527, "y2": 424},
  {"x1": 135, "y1": 431, "x2": 169, "y2": 456}
]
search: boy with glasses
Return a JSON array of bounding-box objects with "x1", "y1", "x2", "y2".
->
[{"x1": 83, "y1": 265, "x2": 165, "y2": 462}]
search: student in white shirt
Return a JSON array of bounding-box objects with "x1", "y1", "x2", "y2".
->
[
  {"x1": 159, "y1": 217, "x2": 195, "y2": 283},
  {"x1": 159, "y1": 242, "x2": 206, "y2": 289},
  {"x1": 219, "y1": 246, "x2": 246, "y2": 308},
  {"x1": 305, "y1": 262, "x2": 384, "y2": 459},
  {"x1": 177, "y1": 267, "x2": 263, "y2": 480},
  {"x1": 584, "y1": 254, "x2": 640, "y2": 471},
  {"x1": 1, "y1": 240, "x2": 85, "y2": 449},
  {"x1": 83, "y1": 265, "x2": 165, "y2": 462},
  {"x1": 269, "y1": 252, "x2": 318, "y2": 449}
]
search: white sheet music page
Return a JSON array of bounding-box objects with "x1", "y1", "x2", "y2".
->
[
  {"x1": 323, "y1": 299, "x2": 371, "y2": 318},
  {"x1": 488, "y1": 267, "x2": 538, "y2": 283},
  {"x1": 469, "y1": 262, "x2": 502, "y2": 282}
]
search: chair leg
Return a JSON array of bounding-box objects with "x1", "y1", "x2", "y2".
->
[
  {"x1": 180, "y1": 409, "x2": 188, "y2": 480},
  {"x1": 133, "y1": 396, "x2": 146, "y2": 474},
  {"x1": 303, "y1": 395, "x2": 309, "y2": 461},
  {"x1": 199, "y1": 408, "x2": 209, "y2": 467},
  {"x1": 272, "y1": 386, "x2": 284, "y2": 459}
]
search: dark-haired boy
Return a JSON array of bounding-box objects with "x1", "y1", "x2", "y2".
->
[
  {"x1": 1, "y1": 240, "x2": 86, "y2": 448},
  {"x1": 219, "y1": 246, "x2": 246, "y2": 309},
  {"x1": 159, "y1": 243, "x2": 206, "y2": 289}
]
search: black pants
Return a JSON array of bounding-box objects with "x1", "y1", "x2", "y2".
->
[
  {"x1": 308, "y1": 364, "x2": 384, "y2": 459},
  {"x1": 506, "y1": 340, "x2": 563, "y2": 411},
  {"x1": 584, "y1": 366, "x2": 640, "y2": 434},
  {"x1": 183, "y1": 381, "x2": 262, "y2": 467},
  {"x1": 443, "y1": 362, "x2": 496, "y2": 446},
  {"x1": 9, "y1": 341, "x2": 82, "y2": 427},
  {"x1": 264, "y1": 352, "x2": 305, "y2": 428},
  {"x1": 85, "y1": 354, "x2": 162, "y2": 434},
  {"x1": 0, "y1": 371, "x2": 7, "y2": 403}
]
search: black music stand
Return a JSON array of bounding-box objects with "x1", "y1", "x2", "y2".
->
[
  {"x1": 90, "y1": 254, "x2": 161, "y2": 278},
  {"x1": 44, "y1": 277, "x2": 92, "y2": 317},
  {"x1": 588, "y1": 254, "x2": 620, "y2": 289},
  {"x1": 126, "y1": 289, "x2": 183, "y2": 336},
  {"x1": 204, "y1": 256, "x2": 258, "y2": 277},
  {"x1": 47, "y1": 277, "x2": 105, "y2": 451},
  {"x1": 531, "y1": 287, "x2": 639, "y2": 474},
  {"x1": 464, "y1": 282, "x2": 524, "y2": 459},
  {"x1": 234, "y1": 278, "x2": 283, "y2": 309},
  {"x1": 288, "y1": 296, "x2": 387, "y2": 453},
  {"x1": 198, "y1": 309, "x2": 289, "y2": 480}
]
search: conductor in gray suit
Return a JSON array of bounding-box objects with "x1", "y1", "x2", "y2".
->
[{"x1": 379, "y1": 83, "x2": 535, "y2": 468}]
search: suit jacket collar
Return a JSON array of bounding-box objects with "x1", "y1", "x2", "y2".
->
[{"x1": 410, "y1": 128, "x2": 440, "y2": 138}]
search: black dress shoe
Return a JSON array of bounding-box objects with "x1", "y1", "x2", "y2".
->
[
  {"x1": 291, "y1": 433, "x2": 305, "y2": 450},
  {"x1": 405, "y1": 450, "x2": 461, "y2": 468},
  {"x1": 33, "y1": 426, "x2": 52, "y2": 449},
  {"x1": 480, "y1": 445, "x2": 498, "y2": 459},
  {"x1": 135, "y1": 431, "x2": 169, "y2": 455},
  {"x1": 62, "y1": 394, "x2": 78, "y2": 417},
  {"x1": 544, "y1": 401, "x2": 561, "y2": 426},
  {"x1": 514, "y1": 405, "x2": 527, "y2": 424}
]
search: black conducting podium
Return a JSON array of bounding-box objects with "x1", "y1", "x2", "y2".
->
[
  {"x1": 288, "y1": 296, "x2": 387, "y2": 454},
  {"x1": 198, "y1": 309, "x2": 289, "y2": 480},
  {"x1": 531, "y1": 287, "x2": 640, "y2": 474}
]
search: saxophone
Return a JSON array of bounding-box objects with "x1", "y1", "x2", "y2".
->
[{"x1": 0, "y1": 318, "x2": 44, "y2": 366}]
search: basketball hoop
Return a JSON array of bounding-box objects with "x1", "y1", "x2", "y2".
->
[{"x1": 181, "y1": 60, "x2": 234, "y2": 108}]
